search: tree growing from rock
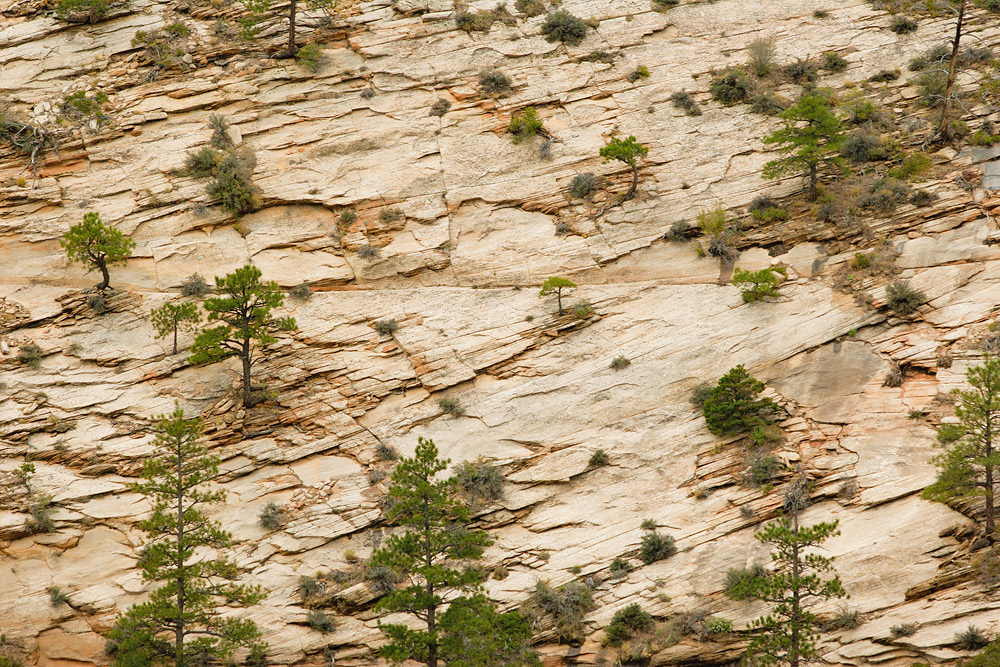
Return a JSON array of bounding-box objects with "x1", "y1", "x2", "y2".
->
[
  {"x1": 539, "y1": 276, "x2": 577, "y2": 315},
  {"x1": 702, "y1": 365, "x2": 777, "y2": 436},
  {"x1": 762, "y1": 92, "x2": 845, "y2": 200},
  {"x1": 726, "y1": 510, "x2": 846, "y2": 667},
  {"x1": 61, "y1": 212, "x2": 136, "y2": 292},
  {"x1": 371, "y1": 437, "x2": 535, "y2": 667},
  {"x1": 599, "y1": 135, "x2": 649, "y2": 205},
  {"x1": 106, "y1": 407, "x2": 267, "y2": 667},
  {"x1": 151, "y1": 301, "x2": 201, "y2": 355},
  {"x1": 240, "y1": 0, "x2": 335, "y2": 57},
  {"x1": 189, "y1": 265, "x2": 296, "y2": 407},
  {"x1": 923, "y1": 356, "x2": 1000, "y2": 534}
]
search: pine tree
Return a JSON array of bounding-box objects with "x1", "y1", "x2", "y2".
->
[
  {"x1": 438, "y1": 595, "x2": 539, "y2": 667},
  {"x1": 61, "y1": 211, "x2": 136, "y2": 291},
  {"x1": 923, "y1": 357, "x2": 1000, "y2": 534},
  {"x1": 762, "y1": 92, "x2": 846, "y2": 200},
  {"x1": 726, "y1": 511, "x2": 846, "y2": 667},
  {"x1": 370, "y1": 437, "x2": 495, "y2": 667},
  {"x1": 105, "y1": 407, "x2": 266, "y2": 667},
  {"x1": 702, "y1": 365, "x2": 777, "y2": 436},
  {"x1": 240, "y1": 0, "x2": 334, "y2": 57},
  {"x1": 151, "y1": 302, "x2": 201, "y2": 355},
  {"x1": 599, "y1": 135, "x2": 649, "y2": 204},
  {"x1": 538, "y1": 277, "x2": 577, "y2": 316},
  {"x1": 188, "y1": 265, "x2": 296, "y2": 407}
]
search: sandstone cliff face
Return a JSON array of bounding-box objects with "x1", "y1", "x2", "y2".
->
[{"x1": 3, "y1": 0, "x2": 1000, "y2": 663}]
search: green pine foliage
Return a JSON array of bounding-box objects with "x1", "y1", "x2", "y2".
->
[
  {"x1": 702, "y1": 365, "x2": 777, "y2": 436},
  {"x1": 603, "y1": 603, "x2": 654, "y2": 647},
  {"x1": 61, "y1": 212, "x2": 136, "y2": 292},
  {"x1": 762, "y1": 92, "x2": 846, "y2": 200},
  {"x1": 437, "y1": 595, "x2": 540, "y2": 667},
  {"x1": 539, "y1": 277, "x2": 577, "y2": 315},
  {"x1": 105, "y1": 407, "x2": 266, "y2": 666},
  {"x1": 599, "y1": 135, "x2": 649, "y2": 204},
  {"x1": 150, "y1": 301, "x2": 201, "y2": 355},
  {"x1": 725, "y1": 515, "x2": 846, "y2": 667},
  {"x1": 189, "y1": 265, "x2": 297, "y2": 407},
  {"x1": 510, "y1": 107, "x2": 543, "y2": 144},
  {"x1": 55, "y1": 0, "x2": 108, "y2": 23},
  {"x1": 923, "y1": 357, "x2": 1000, "y2": 533},
  {"x1": 963, "y1": 638, "x2": 1000, "y2": 665},
  {"x1": 732, "y1": 267, "x2": 787, "y2": 303},
  {"x1": 371, "y1": 437, "x2": 502, "y2": 667}
]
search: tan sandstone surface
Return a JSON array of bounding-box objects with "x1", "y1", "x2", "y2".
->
[{"x1": 3, "y1": 0, "x2": 1000, "y2": 663}]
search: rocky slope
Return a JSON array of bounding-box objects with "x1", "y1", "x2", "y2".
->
[{"x1": 3, "y1": 0, "x2": 1000, "y2": 664}]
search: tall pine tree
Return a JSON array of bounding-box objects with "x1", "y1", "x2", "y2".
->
[
  {"x1": 923, "y1": 357, "x2": 1000, "y2": 534},
  {"x1": 106, "y1": 407, "x2": 266, "y2": 667},
  {"x1": 762, "y1": 92, "x2": 846, "y2": 201},
  {"x1": 726, "y1": 508, "x2": 846, "y2": 667}
]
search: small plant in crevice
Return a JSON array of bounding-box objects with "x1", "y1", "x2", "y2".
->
[
  {"x1": 748, "y1": 37, "x2": 777, "y2": 77},
  {"x1": 732, "y1": 266, "x2": 786, "y2": 303},
  {"x1": 569, "y1": 173, "x2": 596, "y2": 198},
  {"x1": 184, "y1": 116, "x2": 260, "y2": 218},
  {"x1": 376, "y1": 442, "x2": 400, "y2": 461},
  {"x1": 509, "y1": 107, "x2": 543, "y2": 144},
  {"x1": 709, "y1": 68, "x2": 752, "y2": 105},
  {"x1": 889, "y1": 15, "x2": 917, "y2": 34},
  {"x1": 784, "y1": 58, "x2": 818, "y2": 84},
  {"x1": 639, "y1": 529, "x2": 677, "y2": 564},
  {"x1": 48, "y1": 586, "x2": 70, "y2": 606},
  {"x1": 530, "y1": 580, "x2": 596, "y2": 644},
  {"x1": 822, "y1": 51, "x2": 847, "y2": 73},
  {"x1": 869, "y1": 69, "x2": 900, "y2": 83},
  {"x1": 181, "y1": 273, "x2": 210, "y2": 297},
  {"x1": 540, "y1": 10, "x2": 590, "y2": 46},
  {"x1": 884, "y1": 279, "x2": 925, "y2": 317},
  {"x1": 479, "y1": 68, "x2": 512, "y2": 96},
  {"x1": 296, "y1": 42, "x2": 325, "y2": 72},
  {"x1": 259, "y1": 501, "x2": 286, "y2": 530},
  {"x1": 603, "y1": 603, "x2": 654, "y2": 646},
  {"x1": 453, "y1": 458, "x2": 505, "y2": 506},
  {"x1": 695, "y1": 206, "x2": 738, "y2": 259},
  {"x1": 55, "y1": 0, "x2": 108, "y2": 23},
  {"x1": 17, "y1": 342, "x2": 44, "y2": 369},
  {"x1": 589, "y1": 449, "x2": 609, "y2": 468},
  {"x1": 955, "y1": 625, "x2": 990, "y2": 651},
  {"x1": 289, "y1": 282, "x2": 312, "y2": 300},
  {"x1": 670, "y1": 91, "x2": 702, "y2": 116},
  {"x1": 890, "y1": 623, "x2": 917, "y2": 639},
  {"x1": 439, "y1": 397, "x2": 465, "y2": 417},
  {"x1": 750, "y1": 91, "x2": 787, "y2": 116},
  {"x1": 357, "y1": 244, "x2": 379, "y2": 259},
  {"x1": 430, "y1": 98, "x2": 451, "y2": 116},
  {"x1": 627, "y1": 65, "x2": 650, "y2": 82},
  {"x1": 744, "y1": 451, "x2": 784, "y2": 487},
  {"x1": 306, "y1": 609, "x2": 335, "y2": 633},
  {"x1": 610, "y1": 355, "x2": 630, "y2": 370},
  {"x1": 608, "y1": 557, "x2": 632, "y2": 578},
  {"x1": 374, "y1": 318, "x2": 398, "y2": 336}
]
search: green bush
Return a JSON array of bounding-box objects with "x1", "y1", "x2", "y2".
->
[
  {"x1": 185, "y1": 147, "x2": 222, "y2": 178},
  {"x1": 869, "y1": 69, "x2": 900, "y2": 83},
  {"x1": 207, "y1": 152, "x2": 260, "y2": 217},
  {"x1": 532, "y1": 581, "x2": 596, "y2": 644},
  {"x1": 516, "y1": 0, "x2": 545, "y2": 16},
  {"x1": 750, "y1": 207, "x2": 788, "y2": 222},
  {"x1": 823, "y1": 51, "x2": 848, "y2": 72},
  {"x1": 670, "y1": 91, "x2": 702, "y2": 116},
  {"x1": 609, "y1": 557, "x2": 632, "y2": 578},
  {"x1": 603, "y1": 603, "x2": 654, "y2": 647},
  {"x1": 748, "y1": 37, "x2": 777, "y2": 77},
  {"x1": 860, "y1": 178, "x2": 911, "y2": 213},
  {"x1": 724, "y1": 562, "x2": 766, "y2": 597},
  {"x1": 702, "y1": 365, "x2": 776, "y2": 436},
  {"x1": 910, "y1": 189, "x2": 936, "y2": 207},
  {"x1": 509, "y1": 107, "x2": 543, "y2": 144},
  {"x1": 259, "y1": 502, "x2": 285, "y2": 530},
  {"x1": 889, "y1": 15, "x2": 917, "y2": 34},
  {"x1": 439, "y1": 397, "x2": 465, "y2": 417},
  {"x1": 569, "y1": 173, "x2": 596, "y2": 198},
  {"x1": 955, "y1": 625, "x2": 990, "y2": 651},
  {"x1": 589, "y1": 449, "x2": 609, "y2": 467},
  {"x1": 430, "y1": 98, "x2": 451, "y2": 116},
  {"x1": 540, "y1": 10, "x2": 589, "y2": 46},
  {"x1": 181, "y1": 273, "x2": 209, "y2": 296},
  {"x1": 744, "y1": 452, "x2": 784, "y2": 487},
  {"x1": 841, "y1": 131, "x2": 880, "y2": 163},
  {"x1": 750, "y1": 91, "x2": 786, "y2": 115},
  {"x1": 453, "y1": 459, "x2": 504, "y2": 504},
  {"x1": 296, "y1": 43, "x2": 324, "y2": 72},
  {"x1": 48, "y1": 586, "x2": 70, "y2": 606},
  {"x1": 914, "y1": 70, "x2": 947, "y2": 106},
  {"x1": 306, "y1": 609, "x2": 334, "y2": 632},
  {"x1": 17, "y1": 342, "x2": 43, "y2": 368},
  {"x1": 610, "y1": 355, "x2": 630, "y2": 370},
  {"x1": 703, "y1": 617, "x2": 732, "y2": 634},
  {"x1": 628, "y1": 65, "x2": 650, "y2": 82},
  {"x1": 732, "y1": 267, "x2": 786, "y2": 303},
  {"x1": 374, "y1": 318, "x2": 398, "y2": 336},
  {"x1": 709, "y1": 68, "x2": 752, "y2": 105},
  {"x1": 639, "y1": 531, "x2": 676, "y2": 564},
  {"x1": 696, "y1": 206, "x2": 737, "y2": 258},
  {"x1": 887, "y1": 153, "x2": 931, "y2": 181},
  {"x1": 479, "y1": 69, "x2": 512, "y2": 96},
  {"x1": 358, "y1": 244, "x2": 378, "y2": 259},
  {"x1": 832, "y1": 607, "x2": 860, "y2": 630},
  {"x1": 376, "y1": 443, "x2": 399, "y2": 461},
  {"x1": 890, "y1": 623, "x2": 917, "y2": 638},
  {"x1": 885, "y1": 279, "x2": 925, "y2": 317},
  {"x1": 784, "y1": 58, "x2": 818, "y2": 84},
  {"x1": 979, "y1": 0, "x2": 1000, "y2": 11},
  {"x1": 55, "y1": 0, "x2": 108, "y2": 23}
]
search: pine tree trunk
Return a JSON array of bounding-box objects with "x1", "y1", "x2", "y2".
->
[
  {"x1": 808, "y1": 163, "x2": 818, "y2": 201},
  {"x1": 241, "y1": 337, "x2": 253, "y2": 407},
  {"x1": 557, "y1": 289, "x2": 563, "y2": 315},
  {"x1": 986, "y1": 426, "x2": 995, "y2": 534},
  {"x1": 97, "y1": 260, "x2": 110, "y2": 291},
  {"x1": 176, "y1": 433, "x2": 186, "y2": 666},
  {"x1": 424, "y1": 494, "x2": 438, "y2": 667},
  {"x1": 173, "y1": 324, "x2": 178, "y2": 355},
  {"x1": 938, "y1": 0, "x2": 966, "y2": 138},
  {"x1": 622, "y1": 163, "x2": 638, "y2": 202},
  {"x1": 288, "y1": 0, "x2": 298, "y2": 57}
]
